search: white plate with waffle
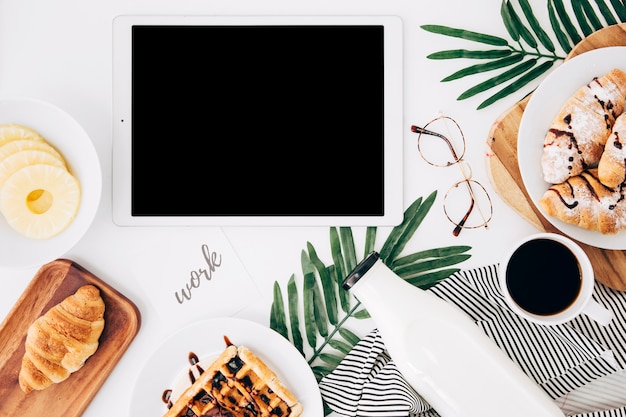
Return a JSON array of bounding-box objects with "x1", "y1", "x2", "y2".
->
[
  {"x1": 518, "y1": 47, "x2": 626, "y2": 249},
  {"x1": 131, "y1": 317, "x2": 323, "y2": 417}
]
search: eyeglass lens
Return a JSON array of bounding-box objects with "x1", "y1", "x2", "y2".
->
[
  {"x1": 444, "y1": 179, "x2": 492, "y2": 232},
  {"x1": 415, "y1": 116, "x2": 466, "y2": 167}
]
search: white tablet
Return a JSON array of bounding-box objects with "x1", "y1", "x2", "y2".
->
[{"x1": 112, "y1": 15, "x2": 403, "y2": 226}]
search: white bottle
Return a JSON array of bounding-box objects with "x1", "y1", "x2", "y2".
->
[{"x1": 343, "y1": 251, "x2": 564, "y2": 417}]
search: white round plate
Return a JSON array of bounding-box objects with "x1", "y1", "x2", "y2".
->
[
  {"x1": 518, "y1": 46, "x2": 626, "y2": 250},
  {"x1": 130, "y1": 317, "x2": 323, "y2": 416},
  {"x1": 0, "y1": 97, "x2": 101, "y2": 268}
]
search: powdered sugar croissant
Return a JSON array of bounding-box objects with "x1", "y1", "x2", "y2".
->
[
  {"x1": 541, "y1": 68, "x2": 626, "y2": 184},
  {"x1": 538, "y1": 169, "x2": 626, "y2": 235},
  {"x1": 598, "y1": 112, "x2": 626, "y2": 188},
  {"x1": 19, "y1": 284, "x2": 105, "y2": 393}
]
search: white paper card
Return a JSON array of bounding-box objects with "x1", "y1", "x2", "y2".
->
[{"x1": 130, "y1": 228, "x2": 259, "y2": 328}]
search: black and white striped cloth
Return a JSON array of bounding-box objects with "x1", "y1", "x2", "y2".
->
[{"x1": 319, "y1": 265, "x2": 626, "y2": 417}]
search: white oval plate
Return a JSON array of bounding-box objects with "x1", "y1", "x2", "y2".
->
[
  {"x1": 130, "y1": 317, "x2": 323, "y2": 416},
  {"x1": 0, "y1": 97, "x2": 101, "y2": 268},
  {"x1": 518, "y1": 46, "x2": 626, "y2": 250}
]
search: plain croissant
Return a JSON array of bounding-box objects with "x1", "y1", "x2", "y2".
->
[
  {"x1": 19, "y1": 284, "x2": 105, "y2": 393},
  {"x1": 541, "y1": 68, "x2": 626, "y2": 184},
  {"x1": 538, "y1": 169, "x2": 626, "y2": 235}
]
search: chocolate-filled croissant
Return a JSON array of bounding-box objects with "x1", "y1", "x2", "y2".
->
[
  {"x1": 599, "y1": 112, "x2": 626, "y2": 188},
  {"x1": 19, "y1": 284, "x2": 105, "y2": 393},
  {"x1": 541, "y1": 68, "x2": 626, "y2": 184},
  {"x1": 539, "y1": 169, "x2": 626, "y2": 235}
]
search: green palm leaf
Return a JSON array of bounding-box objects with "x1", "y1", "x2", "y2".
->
[
  {"x1": 352, "y1": 308, "x2": 370, "y2": 319},
  {"x1": 329, "y1": 229, "x2": 351, "y2": 313},
  {"x1": 393, "y1": 254, "x2": 471, "y2": 277},
  {"x1": 302, "y1": 269, "x2": 319, "y2": 349},
  {"x1": 583, "y1": 0, "x2": 607, "y2": 29},
  {"x1": 552, "y1": 0, "x2": 584, "y2": 44},
  {"x1": 319, "y1": 353, "x2": 344, "y2": 369},
  {"x1": 500, "y1": 0, "x2": 520, "y2": 42},
  {"x1": 519, "y1": 0, "x2": 556, "y2": 51},
  {"x1": 340, "y1": 227, "x2": 357, "y2": 273},
  {"x1": 421, "y1": 24, "x2": 510, "y2": 45},
  {"x1": 364, "y1": 227, "x2": 376, "y2": 257},
  {"x1": 308, "y1": 242, "x2": 338, "y2": 325},
  {"x1": 572, "y1": 0, "x2": 602, "y2": 34},
  {"x1": 328, "y1": 338, "x2": 353, "y2": 355},
  {"x1": 548, "y1": 0, "x2": 574, "y2": 52},
  {"x1": 610, "y1": 0, "x2": 626, "y2": 21},
  {"x1": 391, "y1": 246, "x2": 472, "y2": 268},
  {"x1": 287, "y1": 275, "x2": 304, "y2": 354},
  {"x1": 595, "y1": 0, "x2": 619, "y2": 24},
  {"x1": 478, "y1": 59, "x2": 554, "y2": 109},
  {"x1": 457, "y1": 58, "x2": 538, "y2": 100},
  {"x1": 422, "y1": 0, "x2": 626, "y2": 109},
  {"x1": 329, "y1": 228, "x2": 346, "y2": 280},
  {"x1": 501, "y1": 0, "x2": 521, "y2": 40},
  {"x1": 427, "y1": 49, "x2": 513, "y2": 59},
  {"x1": 503, "y1": 0, "x2": 539, "y2": 48},
  {"x1": 441, "y1": 54, "x2": 525, "y2": 82},
  {"x1": 405, "y1": 269, "x2": 464, "y2": 289},
  {"x1": 270, "y1": 282, "x2": 288, "y2": 338},
  {"x1": 337, "y1": 327, "x2": 360, "y2": 346}
]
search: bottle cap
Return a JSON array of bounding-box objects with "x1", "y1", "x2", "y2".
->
[{"x1": 342, "y1": 251, "x2": 380, "y2": 290}]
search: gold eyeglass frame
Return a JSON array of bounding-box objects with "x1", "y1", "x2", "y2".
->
[{"x1": 411, "y1": 115, "x2": 493, "y2": 236}]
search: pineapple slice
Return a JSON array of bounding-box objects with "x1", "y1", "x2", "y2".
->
[
  {"x1": 0, "y1": 124, "x2": 45, "y2": 147},
  {"x1": 0, "y1": 124, "x2": 82, "y2": 239},
  {"x1": 0, "y1": 164, "x2": 81, "y2": 239},
  {"x1": 0, "y1": 139, "x2": 65, "y2": 167},
  {"x1": 0, "y1": 149, "x2": 66, "y2": 190}
]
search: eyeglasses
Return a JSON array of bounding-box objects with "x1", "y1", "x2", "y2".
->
[{"x1": 410, "y1": 115, "x2": 493, "y2": 236}]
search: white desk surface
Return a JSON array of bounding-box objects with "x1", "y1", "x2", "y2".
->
[{"x1": 0, "y1": 0, "x2": 542, "y2": 416}]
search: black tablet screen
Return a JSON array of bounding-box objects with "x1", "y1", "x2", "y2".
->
[{"x1": 131, "y1": 25, "x2": 385, "y2": 217}]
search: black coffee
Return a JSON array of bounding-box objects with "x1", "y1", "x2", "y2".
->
[{"x1": 505, "y1": 238, "x2": 581, "y2": 316}]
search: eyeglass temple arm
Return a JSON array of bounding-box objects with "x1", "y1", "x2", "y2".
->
[
  {"x1": 453, "y1": 198, "x2": 473, "y2": 237},
  {"x1": 453, "y1": 181, "x2": 491, "y2": 236},
  {"x1": 410, "y1": 125, "x2": 461, "y2": 161}
]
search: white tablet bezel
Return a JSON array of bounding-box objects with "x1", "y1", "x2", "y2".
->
[{"x1": 112, "y1": 14, "x2": 403, "y2": 227}]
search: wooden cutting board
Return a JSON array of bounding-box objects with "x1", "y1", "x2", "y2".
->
[
  {"x1": 0, "y1": 259, "x2": 141, "y2": 417},
  {"x1": 487, "y1": 23, "x2": 626, "y2": 291}
]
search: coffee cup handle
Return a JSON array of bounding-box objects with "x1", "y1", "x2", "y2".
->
[{"x1": 583, "y1": 299, "x2": 613, "y2": 326}]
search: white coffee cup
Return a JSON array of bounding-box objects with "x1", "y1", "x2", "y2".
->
[{"x1": 499, "y1": 233, "x2": 613, "y2": 326}]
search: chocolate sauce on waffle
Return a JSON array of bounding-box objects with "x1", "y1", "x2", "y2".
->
[{"x1": 161, "y1": 336, "x2": 301, "y2": 417}]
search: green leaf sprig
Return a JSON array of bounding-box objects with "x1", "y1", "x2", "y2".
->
[
  {"x1": 269, "y1": 191, "x2": 471, "y2": 388},
  {"x1": 422, "y1": 0, "x2": 626, "y2": 109}
]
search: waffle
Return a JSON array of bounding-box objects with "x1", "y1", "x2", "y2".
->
[{"x1": 163, "y1": 340, "x2": 303, "y2": 417}]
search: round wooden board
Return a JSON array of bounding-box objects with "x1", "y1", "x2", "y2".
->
[{"x1": 486, "y1": 23, "x2": 626, "y2": 291}]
